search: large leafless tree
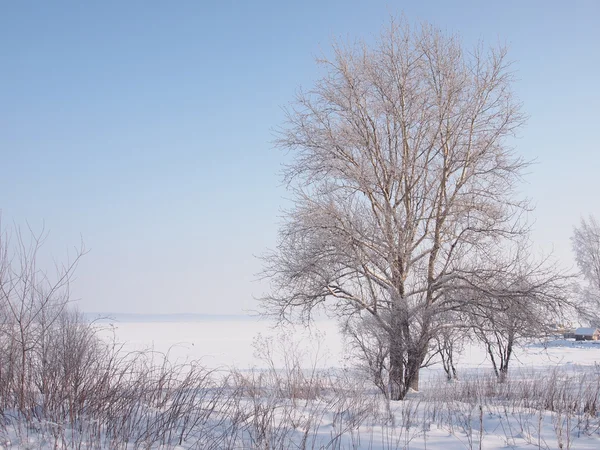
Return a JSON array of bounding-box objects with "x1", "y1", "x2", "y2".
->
[{"x1": 261, "y1": 18, "x2": 535, "y2": 400}]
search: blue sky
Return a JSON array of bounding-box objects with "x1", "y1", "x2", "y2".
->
[{"x1": 1, "y1": 1, "x2": 598, "y2": 314}]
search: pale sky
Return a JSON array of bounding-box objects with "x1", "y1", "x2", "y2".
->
[{"x1": 1, "y1": 1, "x2": 598, "y2": 314}]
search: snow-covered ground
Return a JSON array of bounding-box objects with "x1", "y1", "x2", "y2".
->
[{"x1": 4, "y1": 314, "x2": 600, "y2": 449}]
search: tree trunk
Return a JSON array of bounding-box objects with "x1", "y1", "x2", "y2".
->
[
  {"x1": 404, "y1": 348, "x2": 425, "y2": 394},
  {"x1": 498, "y1": 365, "x2": 508, "y2": 383},
  {"x1": 20, "y1": 345, "x2": 26, "y2": 414},
  {"x1": 498, "y1": 338, "x2": 513, "y2": 383},
  {"x1": 389, "y1": 301, "x2": 409, "y2": 400},
  {"x1": 408, "y1": 365, "x2": 420, "y2": 391},
  {"x1": 389, "y1": 329, "x2": 404, "y2": 400}
]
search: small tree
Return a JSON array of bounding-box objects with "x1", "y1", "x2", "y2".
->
[
  {"x1": 432, "y1": 310, "x2": 467, "y2": 382},
  {"x1": 342, "y1": 314, "x2": 391, "y2": 396},
  {"x1": 572, "y1": 215, "x2": 600, "y2": 325},
  {"x1": 466, "y1": 251, "x2": 568, "y2": 382},
  {"x1": 261, "y1": 17, "x2": 532, "y2": 400}
]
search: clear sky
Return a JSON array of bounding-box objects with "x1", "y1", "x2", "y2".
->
[{"x1": 1, "y1": 1, "x2": 598, "y2": 314}]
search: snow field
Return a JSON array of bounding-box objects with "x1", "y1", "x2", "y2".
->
[{"x1": 2, "y1": 317, "x2": 600, "y2": 449}]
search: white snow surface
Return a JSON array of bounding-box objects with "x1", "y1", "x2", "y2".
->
[{"x1": 5, "y1": 314, "x2": 600, "y2": 449}]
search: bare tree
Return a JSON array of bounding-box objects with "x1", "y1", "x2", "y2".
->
[
  {"x1": 342, "y1": 314, "x2": 391, "y2": 396},
  {"x1": 466, "y1": 251, "x2": 568, "y2": 382},
  {"x1": 0, "y1": 224, "x2": 85, "y2": 413},
  {"x1": 261, "y1": 17, "x2": 533, "y2": 400},
  {"x1": 572, "y1": 215, "x2": 600, "y2": 325},
  {"x1": 432, "y1": 310, "x2": 466, "y2": 382}
]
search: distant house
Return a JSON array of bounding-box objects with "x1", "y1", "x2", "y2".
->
[{"x1": 574, "y1": 328, "x2": 600, "y2": 341}]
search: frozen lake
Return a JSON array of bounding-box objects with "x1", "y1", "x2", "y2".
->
[
  {"x1": 91, "y1": 313, "x2": 600, "y2": 377},
  {"x1": 92, "y1": 314, "x2": 344, "y2": 369}
]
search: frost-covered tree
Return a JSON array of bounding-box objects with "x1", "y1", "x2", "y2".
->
[
  {"x1": 572, "y1": 216, "x2": 600, "y2": 325},
  {"x1": 466, "y1": 251, "x2": 567, "y2": 382},
  {"x1": 261, "y1": 18, "x2": 534, "y2": 400},
  {"x1": 433, "y1": 310, "x2": 466, "y2": 382}
]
